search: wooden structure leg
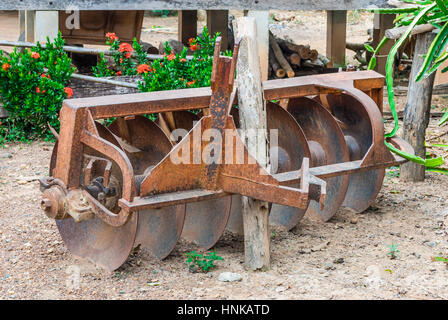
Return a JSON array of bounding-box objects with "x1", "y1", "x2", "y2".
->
[
  {"x1": 326, "y1": 10, "x2": 347, "y2": 67},
  {"x1": 207, "y1": 10, "x2": 229, "y2": 50},
  {"x1": 24, "y1": 10, "x2": 35, "y2": 42},
  {"x1": 35, "y1": 11, "x2": 59, "y2": 43},
  {"x1": 246, "y1": 11, "x2": 269, "y2": 81},
  {"x1": 372, "y1": 13, "x2": 395, "y2": 75},
  {"x1": 178, "y1": 10, "x2": 198, "y2": 45},
  {"x1": 400, "y1": 32, "x2": 436, "y2": 182},
  {"x1": 234, "y1": 16, "x2": 270, "y2": 271}
]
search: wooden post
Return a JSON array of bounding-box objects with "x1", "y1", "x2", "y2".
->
[
  {"x1": 207, "y1": 10, "x2": 228, "y2": 49},
  {"x1": 234, "y1": 16, "x2": 270, "y2": 271},
  {"x1": 25, "y1": 10, "x2": 35, "y2": 42},
  {"x1": 372, "y1": 13, "x2": 395, "y2": 75},
  {"x1": 326, "y1": 10, "x2": 346, "y2": 67},
  {"x1": 400, "y1": 32, "x2": 436, "y2": 182},
  {"x1": 246, "y1": 11, "x2": 269, "y2": 81},
  {"x1": 178, "y1": 10, "x2": 197, "y2": 45},
  {"x1": 34, "y1": 11, "x2": 59, "y2": 43}
]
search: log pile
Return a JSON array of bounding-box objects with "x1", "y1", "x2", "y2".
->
[{"x1": 268, "y1": 31, "x2": 332, "y2": 79}]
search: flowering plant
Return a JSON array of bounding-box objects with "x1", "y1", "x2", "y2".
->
[
  {"x1": 93, "y1": 27, "x2": 230, "y2": 93},
  {"x1": 93, "y1": 32, "x2": 149, "y2": 77},
  {"x1": 0, "y1": 32, "x2": 74, "y2": 142}
]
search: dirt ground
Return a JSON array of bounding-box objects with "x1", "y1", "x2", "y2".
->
[{"x1": 1, "y1": 10, "x2": 448, "y2": 300}]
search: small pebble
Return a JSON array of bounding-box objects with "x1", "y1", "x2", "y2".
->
[{"x1": 218, "y1": 272, "x2": 242, "y2": 282}]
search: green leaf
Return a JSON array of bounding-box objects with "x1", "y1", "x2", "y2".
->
[
  {"x1": 384, "y1": 3, "x2": 437, "y2": 139},
  {"x1": 385, "y1": 140, "x2": 444, "y2": 168},
  {"x1": 364, "y1": 44, "x2": 375, "y2": 53},
  {"x1": 439, "y1": 110, "x2": 448, "y2": 125},
  {"x1": 415, "y1": 21, "x2": 448, "y2": 81}
]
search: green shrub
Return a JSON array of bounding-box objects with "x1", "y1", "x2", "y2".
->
[
  {"x1": 93, "y1": 27, "x2": 230, "y2": 93},
  {"x1": 185, "y1": 250, "x2": 223, "y2": 273},
  {"x1": 0, "y1": 32, "x2": 75, "y2": 142}
]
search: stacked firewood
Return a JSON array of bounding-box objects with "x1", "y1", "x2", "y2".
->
[{"x1": 268, "y1": 31, "x2": 332, "y2": 79}]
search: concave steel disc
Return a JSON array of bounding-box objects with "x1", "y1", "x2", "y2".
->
[
  {"x1": 317, "y1": 93, "x2": 385, "y2": 213},
  {"x1": 158, "y1": 111, "x2": 233, "y2": 249},
  {"x1": 108, "y1": 115, "x2": 186, "y2": 259},
  {"x1": 156, "y1": 111, "x2": 199, "y2": 140},
  {"x1": 267, "y1": 102, "x2": 312, "y2": 230},
  {"x1": 225, "y1": 104, "x2": 311, "y2": 233},
  {"x1": 54, "y1": 122, "x2": 138, "y2": 271},
  {"x1": 287, "y1": 97, "x2": 350, "y2": 222}
]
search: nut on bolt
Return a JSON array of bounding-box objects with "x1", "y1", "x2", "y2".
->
[{"x1": 41, "y1": 186, "x2": 68, "y2": 220}]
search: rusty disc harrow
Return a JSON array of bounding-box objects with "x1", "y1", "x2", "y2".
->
[{"x1": 39, "y1": 37, "x2": 414, "y2": 271}]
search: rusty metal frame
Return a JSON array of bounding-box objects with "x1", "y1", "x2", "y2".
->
[{"x1": 48, "y1": 39, "x2": 411, "y2": 228}]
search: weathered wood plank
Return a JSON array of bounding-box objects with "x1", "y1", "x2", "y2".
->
[
  {"x1": 1, "y1": 0, "x2": 391, "y2": 11},
  {"x1": 178, "y1": 10, "x2": 198, "y2": 45},
  {"x1": 400, "y1": 32, "x2": 436, "y2": 182},
  {"x1": 234, "y1": 16, "x2": 271, "y2": 271},
  {"x1": 326, "y1": 10, "x2": 347, "y2": 67}
]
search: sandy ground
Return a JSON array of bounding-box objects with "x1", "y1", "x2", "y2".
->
[
  {"x1": 1, "y1": 10, "x2": 448, "y2": 301},
  {"x1": 0, "y1": 117, "x2": 448, "y2": 300}
]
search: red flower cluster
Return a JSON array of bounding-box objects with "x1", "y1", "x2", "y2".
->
[
  {"x1": 116, "y1": 71, "x2": 122, "y2": 76},
  {"x1": 31, "y1": 52, "x2": 40, "y2": 59},
  {"x1": 40, "y1": 73, "x2": 51, "y2": 79},
  {"x1": 137, "y1": 64, "x2": 151, "y2": 74},
  {"x1": 119, "y1": 43, "x2": 133, "y2": 59},
  {"x1": 2, "y1": 63, "x2": 10, "y2": 71},
  {"x1": 167, "y1": 53, "x2": 176, "y2": 61},
  {"x1": 187, "y1": 80, "x2": 196, "y2": 87},
  {"x1": 64, "y1": 87, "x2": 74, "y2": 99},
  {"x1": 35, "y1": 87, "x2": 45, "y2": 94},
  {"x1": 105, "y1": 32, "x2": 118, "y2": 41},
  {"x1": 188, "y1": 37, "x2": 198, "y2": 51}
]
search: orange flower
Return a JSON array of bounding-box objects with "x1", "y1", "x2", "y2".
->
[
  {"x1": 2, "y1": 63, "x2": 10, "y2": 71},
  {"x1": 137, "y1": 64, "x2": 150, "y2": 74},
  {"x1": 179, "y1": 58, "x2": 187, "y2": 63},
  {"x1": 119, "y1": 43, "x2": 132, "y2": 52},
  {"x1": 64, "y1": 87, "x2": 73, "y2": 99},
  {"x1": 31, "y1": 52, "x2": 40, "y2": 59},
  {"x1": 167, "y1": 53, "x2": 176, "y2": 61},
  {"x1": 189, "y1": 44, "x2": 197, "y2": 51},
  {"x1": 119, "y1": 58, "x2": 123, "y2": 64},
  {"x1": 124, "y1": 52, "x2": 132, "y2": 59},
  {"x1": 105, "y1": 32, "x2": 118, "y2": 41},
  {"x1": 187, "y1": 80, "x2": 196, "y2": 87},
  {"x1": 35, "y1": 87, "x2": 41, "y2": 93},
  {"x1": 116, "y1": 71, "x2": 122, "y2": 76}
]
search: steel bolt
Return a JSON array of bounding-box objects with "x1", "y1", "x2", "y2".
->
[{"x1": 41, "y1": 198, "x2": 52, "y2": 210}]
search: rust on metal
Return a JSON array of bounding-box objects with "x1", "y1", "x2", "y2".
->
[{"x1": 39, "y1": 36, "x2": 414, "y2": 271}]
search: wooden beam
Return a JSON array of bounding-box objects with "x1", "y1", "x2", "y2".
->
[
  {"x1": 178, "y1": 10, "x2": 197, "y2": 45},
  {"x1": 1, "y1": 0, "x2": 392, "y2": 11},
  {"x1": 400, "y1": 32, "x2": 436, "y2": 182},
  {"x1": 326, "y1": 10, "x2": 347, "y2": 67},
  {"x1": 207, "y1": 10, "x2": 229, "y2": 50},
  {"x1": 234, "y1": 16, "x2": 270, "y2": 271},
  {"x1": 372, "y1": 13, "x2": 395, "y2": 75},
  {"x1": 25, "y1": 10, "x2": 35, "y2": 43}
]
